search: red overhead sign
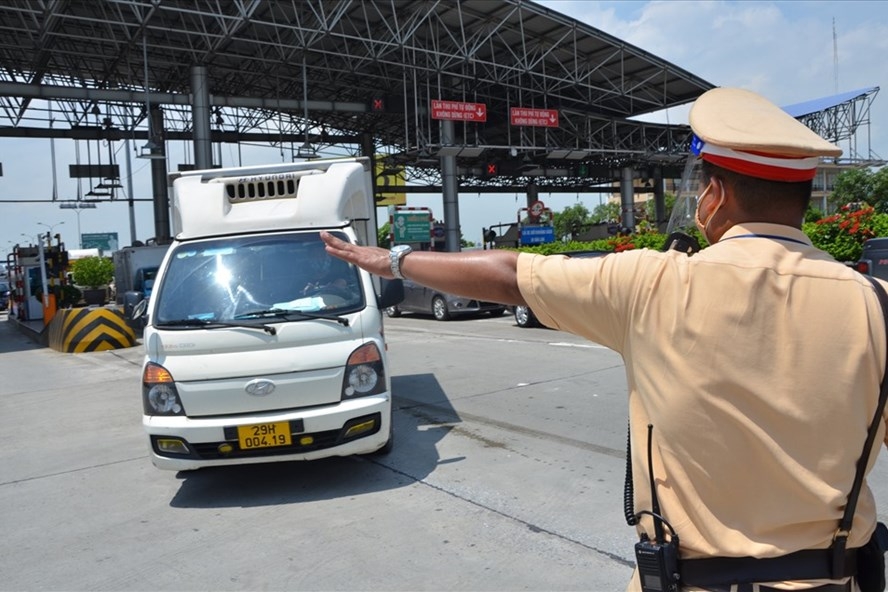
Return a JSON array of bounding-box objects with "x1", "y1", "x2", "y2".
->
[
  {"x1": 431, "y1": 100, "x2": 487, "y2": 122},
  {"x1": 510, "y1": 107, "x2": 559, "y2": 127}
]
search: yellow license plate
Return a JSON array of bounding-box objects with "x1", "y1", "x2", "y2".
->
[{"x1": 237, "y1": 422, "x2": 292, "y2": 450}]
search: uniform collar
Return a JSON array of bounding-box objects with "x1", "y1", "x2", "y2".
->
[{"x1": 718, "y1": 223, "x2": 812, "y2": 246}]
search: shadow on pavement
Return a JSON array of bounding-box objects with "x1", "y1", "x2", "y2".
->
[
  {"x1": 168, "y1": 372, "x2": 461, "y2": 509},
  {"x1": 0, "y1": 315, "x2": 47, "y2": 353}
]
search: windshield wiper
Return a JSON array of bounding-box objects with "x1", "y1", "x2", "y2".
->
[
  {"x1": 155, "y1": 318, "x2": 277, "y2": 335},
  {"x1": 235, "y1": 308, "x2": 350, "y2": 327}
]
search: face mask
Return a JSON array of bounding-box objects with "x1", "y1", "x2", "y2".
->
[{"x1": 694, "y1": 180, "x2": 724, "y2": 243}]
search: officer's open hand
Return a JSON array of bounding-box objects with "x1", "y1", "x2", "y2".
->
[{"x1": 320, "y1": 231, "x2": 393, "y2": 279}]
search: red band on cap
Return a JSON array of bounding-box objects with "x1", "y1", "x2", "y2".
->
[{"x1": 701, "y1": 153, "x2": 818, "y2": 182}]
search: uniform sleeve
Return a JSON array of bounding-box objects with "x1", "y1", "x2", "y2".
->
[{"x1": 516, "y1": 250, "x2": 658, "y2": 353}]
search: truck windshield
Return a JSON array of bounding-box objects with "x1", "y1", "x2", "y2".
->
[{"x1": 153, "y1": 231, "x2": 364, "y2": 325}]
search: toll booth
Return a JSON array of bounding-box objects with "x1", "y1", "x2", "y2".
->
[
  {"x1": 7, "y1": 239, "x2": 68, "y2": 323},
  {"x1": 7, "y1": 246, "x2": 44, "y2": 321}
]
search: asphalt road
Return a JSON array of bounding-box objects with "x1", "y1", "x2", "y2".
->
[{"x1": 1, "y1": 309, "x2": 886, "y2": 591}]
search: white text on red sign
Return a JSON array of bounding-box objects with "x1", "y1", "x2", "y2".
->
[
  {"x1": 510, "y1": 107, "x2": 559, "y2": 128},
  {"x1": 431, "y1": 100, "x2": 487, "y2": 122}
]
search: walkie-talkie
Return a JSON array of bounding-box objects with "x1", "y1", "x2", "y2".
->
[
  {"x1": 633, "y1": 424, "x2": 681, "y2": 592},
  {"x1": 661, "y1": 231, "x2": 700, "y2": 256}
]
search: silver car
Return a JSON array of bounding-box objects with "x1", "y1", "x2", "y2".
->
[{"x1": 385, "y1": 278, "x2": 506, "y2": 321}]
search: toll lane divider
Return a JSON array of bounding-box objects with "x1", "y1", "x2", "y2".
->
[{"x1": 47, "y1": 307, "x2": 137, "y2": 353}]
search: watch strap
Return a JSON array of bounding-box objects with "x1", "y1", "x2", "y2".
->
[{"x1": 390, "y1": 246, "x2": 410, "y2": 279}]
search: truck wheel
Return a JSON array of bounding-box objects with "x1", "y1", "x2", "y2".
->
[{"x1": 385, "y1": 305, "x2": 401, "y2": 317}]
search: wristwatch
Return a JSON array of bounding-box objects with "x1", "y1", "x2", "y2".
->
[{"x1": 389, "y1": 244, "x2": 413, "y2": 279}]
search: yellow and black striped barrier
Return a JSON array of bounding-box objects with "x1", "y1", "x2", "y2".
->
[{"x1": 47, "y1": 307, "x2": 137, "y2": 353}]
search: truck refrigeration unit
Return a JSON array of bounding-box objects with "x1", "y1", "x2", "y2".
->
[{"x1": 135, "y1": 157, "x2": 404, "y2": 470}]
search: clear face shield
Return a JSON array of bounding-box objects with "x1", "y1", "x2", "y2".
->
[{"x1": 662, "y1": 138, "x2": 706, "y2": 254}]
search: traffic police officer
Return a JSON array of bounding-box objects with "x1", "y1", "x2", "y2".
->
[{"x1": 320, "y1": 87, "x2": 885, "y2": 591}]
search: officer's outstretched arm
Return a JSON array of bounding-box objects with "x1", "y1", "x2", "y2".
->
[{"x1": 320, "y1": 231, "x2": 525, "y2": 307}]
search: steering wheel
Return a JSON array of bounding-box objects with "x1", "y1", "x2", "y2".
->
[{"x1": 304, "y1": 283, "x2": 354, "y2": 301}]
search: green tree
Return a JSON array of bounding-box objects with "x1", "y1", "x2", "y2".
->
[
  {"x1": 829, "y1": 168, "x2": 874, "y2": 211},
  {"x1": 377, "y1": 221, "x2": 391, "y2": 249},
  {"x1": 805, "y1": 203, "x2": 825, "y2": 223},
  {"x1": 553, "y1": 203, "x2": 592, "y2": 241},
  {"x1": 627, "y1": 191, "x2": 677, "y2": 227},
  {"x1": 590, "y1": 201, "x2": 620, "y2": 224},
  {"x1": 872, "y1": 166, "x2": 888, "y2": 213}
]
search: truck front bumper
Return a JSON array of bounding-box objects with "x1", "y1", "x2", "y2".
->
[{"x1": 144, "y1": 393, "x2": 391, "y2": 470}]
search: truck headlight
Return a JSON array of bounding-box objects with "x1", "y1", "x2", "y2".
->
[
  {"x1": 342, "y1": 342, "x2": 385, "y2": 399},
  {"x1": 142, "y1": 362, "x2": 185, "y2": 416}
]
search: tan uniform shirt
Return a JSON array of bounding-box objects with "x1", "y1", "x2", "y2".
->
[{"x1": 517, "y1": 222, "x2": 887, "y2": 589}]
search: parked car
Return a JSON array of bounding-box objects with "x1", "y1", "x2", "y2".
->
[
  {"x1": 514, "y1": 250, "x2": 609, "y2": 328},
  {"x1": 385, "y1": 278, "x2": 506, "y2": 321},
  {"x1": 854, "y1": 237, "x2": 888, "y2": 280},
  {"x1": 0, "y1": 280, "x2": 9, "y2": 311}
]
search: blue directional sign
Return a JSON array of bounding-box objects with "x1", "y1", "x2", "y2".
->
[{"x1": 519, "y1": 226, "x2": 555, "y2": 245}]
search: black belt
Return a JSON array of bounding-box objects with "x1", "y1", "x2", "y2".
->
[
  {"x1": 680, "y1": 548, "x2": 858, "y2": 588},
  {"x1": 702, "y1": 583, "x2": 851, "y2": 592}
]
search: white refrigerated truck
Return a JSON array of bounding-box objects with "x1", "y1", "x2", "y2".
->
[{"x1": 136, "y1": 157, "x2": 403, "y2": 470}]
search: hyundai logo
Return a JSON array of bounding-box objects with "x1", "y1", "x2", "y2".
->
[{"x1": 244, "y1": 379, "x2": 276, "y2": 397}]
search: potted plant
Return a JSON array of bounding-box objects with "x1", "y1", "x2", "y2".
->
[
  {"x1": 70, "y1": 256, "x2": 114, "y2": 306},
  {"x1": 57, "y1": 284, "x2": 82, "y2": 308}
]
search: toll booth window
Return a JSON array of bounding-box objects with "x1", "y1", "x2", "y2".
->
[{"x1": 153, "y1": 231, "x2": 364, "y2": 324}]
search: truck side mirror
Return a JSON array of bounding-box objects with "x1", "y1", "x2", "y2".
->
[
  {"x1": 124, "y1": 291, "x2": 146, "y2": 320},
  {"x1": 377, "y1": 278, "x2": 404, "y2": 309}
]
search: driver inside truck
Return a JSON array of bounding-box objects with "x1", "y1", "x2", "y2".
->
[{"x1": 299, "y1": 243, "x2": 351, "y2": 296}]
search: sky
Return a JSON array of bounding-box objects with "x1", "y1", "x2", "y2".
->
[{"x1": 2, "y1": 0, "x2": 887, "y2": 252}]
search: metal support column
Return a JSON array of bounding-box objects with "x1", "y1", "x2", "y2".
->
[
  {"x1": 620, "y1": 166, "x2": 635, "y2": 231},
  {"x1": 440, "y1": 120, "x2": 460, "y2": 252},
  {"x1": 360, "y1": 133, "x2": 375, "y2": 181},
  {"x1": 124, "y1": 137, "x2": 137, "y2": 244},
  {"x1": 149, "y1": 105, "x2": 171, "y2": 242},
  {"x1": 191, "y1": 65, "x2": 212, "y2": 170},
  {"x1": 526, "y1": 181, "x2": 539, "y2": 208},
  {"x1": 653, "y1": 166, "x2": 665, "y2": 231}
]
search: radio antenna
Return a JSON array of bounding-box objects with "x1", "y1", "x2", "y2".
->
[{"x1": 646, "y1": 424, "x2": 665, "y2": 542}]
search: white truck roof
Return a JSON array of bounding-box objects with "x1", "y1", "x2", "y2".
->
[{"x1": 169, "y1": 158, "x2": 374, "y2": 241}]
